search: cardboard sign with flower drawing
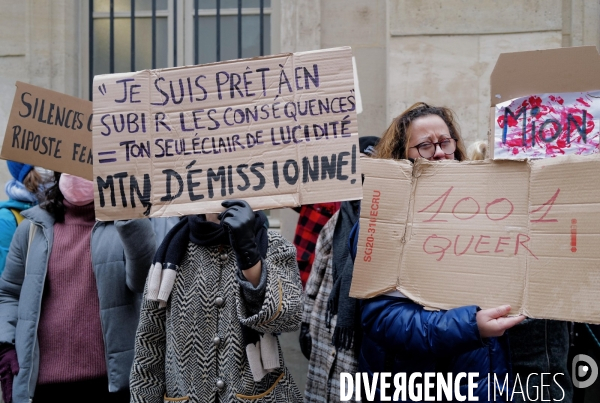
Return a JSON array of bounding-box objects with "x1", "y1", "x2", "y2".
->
[
  {"x1": 493, "y1": 92, "x2": 600, "y2": 159},
  {"x1": 489, "y1": 46, "x2": 600, "y2": 160}
]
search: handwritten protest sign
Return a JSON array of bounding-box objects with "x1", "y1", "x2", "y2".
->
[
  {"x1": 1, "y1": 82, "x2": 93, "y2": 179},
  {"x1": 350, "y1": 156, "x2": 600, "y2": 324},
  {"x1": 489, "y1": 46, "x2": 600, "y2": 160},
  {"x1": 93, "y1": 47, "x2": 360, "y2": 220},
  {"x1": 493, "y1": 92, "x2": 600, "y2": 159}
]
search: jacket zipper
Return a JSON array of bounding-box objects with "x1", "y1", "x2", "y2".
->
[{"x1": 91, "y1": 222, "x2": 112, "y2": 386}]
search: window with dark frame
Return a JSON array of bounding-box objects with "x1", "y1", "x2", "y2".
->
[{"x1": 89, "y1": 0, "x2": 271, "y2": 101}]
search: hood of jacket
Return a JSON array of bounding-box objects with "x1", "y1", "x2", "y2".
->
[{"x1": 20, "y1": 206, "x2": 55, "y2": 231}]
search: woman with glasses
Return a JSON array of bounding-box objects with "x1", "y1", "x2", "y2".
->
[
  {"x1": 353, "y1": 103, "x2": 525, "y2": 402},
  {"x1": 375, "y1": 102, "x2": 466, "y2": 161}
]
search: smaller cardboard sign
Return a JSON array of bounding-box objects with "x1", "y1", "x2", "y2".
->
[
  {"x1": 92, "y1": 47, "x2": 361, "y2": 220},
  {"x1": 493, "y1": 92, "x2": 600, "y2": 159},
  {"x1": 350, "y1": 157, "x2": 600, "y2": 324},
  {"x1": 489, "y1": 46, "x2": 600, "y2": 160},
  {"x1": 0, "y1": 82, "x2": 93, "y2": 179}
]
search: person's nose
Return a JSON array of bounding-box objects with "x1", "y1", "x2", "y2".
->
[{"x1": 432, "y1": 143, "x2": 445, "y2": 160}]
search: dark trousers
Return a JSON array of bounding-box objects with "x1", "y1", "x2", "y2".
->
[
  {"x1": 509, "y1": 319, "x2": 573, "y2": 403},
  {"x1": 34, "y1": 377, "x2": 129, "y2": 403}
]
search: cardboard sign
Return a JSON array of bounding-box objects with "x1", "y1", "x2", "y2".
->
[
  {"x1": 93, "y1": 47, "x2": 360, "y2": 220},
  {"x1": 350, "y1": 156, "x2": 600, "y2": 324},
  {"x1": 1, "y1": 82, "x2": 93, "y2": 179},
  {"x1": 489, "y1": 46, "x2": 600, "y2": 160},
  {"x1": 493, "y1": 92, "x2": 600, "y2": 159}
]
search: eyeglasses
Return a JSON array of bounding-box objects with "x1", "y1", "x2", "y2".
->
[{"x1": 410, "y1": 138, "x2": 457, "y2": 159}]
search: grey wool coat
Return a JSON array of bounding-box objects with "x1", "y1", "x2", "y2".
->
[
  {"x1": 129, "y1": 230, "x2": 304, "y2": 403},
  {"x1": 0, "y1": 206, "x2": 157, "y2": 403}
]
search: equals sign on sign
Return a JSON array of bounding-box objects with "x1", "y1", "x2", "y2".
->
[{"x1": 98, "y1": 150, "x2": 117, "y2": 163}]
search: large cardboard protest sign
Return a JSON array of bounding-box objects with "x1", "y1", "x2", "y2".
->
[
  {"x1": 350, "y1": 156, "x2": 600, "y2": 324},
  {"x1": 1, "y1": 82, "x2": 93, "y2": 179},
  {"x1": 490, "y1": 46, "x2": 600, "y2": 159},
  {"x1": 93, "y1": 47, "x2": 360, "y2": 220}
]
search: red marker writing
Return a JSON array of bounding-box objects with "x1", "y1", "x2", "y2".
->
[{"x1": 571, "y1": 218, "x2": 577, "y2": 253}]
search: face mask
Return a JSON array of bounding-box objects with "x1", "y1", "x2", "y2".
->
[{"x1": 59, "y1": 174, "x2": 94, "y2": 206}]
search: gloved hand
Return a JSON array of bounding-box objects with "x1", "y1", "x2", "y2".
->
[
  {"x1": 0, "y1": 344, "x2": 19, "y2": 403},
  {"x1": 299, "y1": 322, "x2": 312, "y2": 360},
  {"x1": 220, "y1": 200, "x2": 261, "y2": 271}
]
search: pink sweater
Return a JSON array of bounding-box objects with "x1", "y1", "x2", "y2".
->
[{"x1": 37, "y1": 201, "x2": 107, "y2": 384}]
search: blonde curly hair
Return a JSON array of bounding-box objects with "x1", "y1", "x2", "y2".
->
[{"x1": 467, "y1": 140, "x2": 488, "y2": 161}]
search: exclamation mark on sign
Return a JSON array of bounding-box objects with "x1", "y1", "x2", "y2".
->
[{"x1": 571, "y1": 218, "x2": 577, "y2": 253}]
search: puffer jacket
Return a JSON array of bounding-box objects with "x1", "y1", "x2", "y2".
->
[
  {"x1": 0, "y1": 206, "x2": 157, "y2": 403},
  {"x1": 0, "y1": 200, "x2": 35, "y2": 274},
  {"x1": 360, "y1": 296, "x2": 512, "y2": 402}
]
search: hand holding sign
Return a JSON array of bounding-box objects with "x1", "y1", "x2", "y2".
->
[
  {"x1": 220, "y1": 200, "x2": 261, "y2": 271},
  {"x1": 351, "y1": 155, "x2": 600, "y2": 325},
  {"x1": 476, "y1": 305, "x2": 526, "y2": 338},
  {"x1": 219, "y1": 199, "x2": 264, "y2": 287}
]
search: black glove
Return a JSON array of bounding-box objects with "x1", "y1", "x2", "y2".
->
[
  {"x1": 220, "y1": 200, "x2": 261, "y2": 271},
  {"x1": 0, "y1": 344, "x2": 18, "y2": 403},
  {"x1": 299, "y1": 322, "x2": 312, "y2": 360}
]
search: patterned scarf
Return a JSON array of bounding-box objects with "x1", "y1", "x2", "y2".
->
[
  {"x1": 147, "y1": 213, "x2": 267, "y2": 306},
  {"x1": 327, "y1": 200, "x2": 361, "y2": 350}
]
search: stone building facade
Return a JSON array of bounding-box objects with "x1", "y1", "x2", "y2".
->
[{"x1": 0, "y1": 0, "x2": 599, "y2": 203}]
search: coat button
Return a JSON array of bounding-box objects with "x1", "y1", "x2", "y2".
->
[
  {"x1": 215, "y1": 297, "x2": 225, "y2": 307},
  {"x1": 216, "y1": 379, "x2": 225, "y2": 390},
  {"x1": 220, "y1": 253, "x2": 228, "y2": 261},
  {"x1": 213, "y1": 336, "x2": 221, "y2": 346}
]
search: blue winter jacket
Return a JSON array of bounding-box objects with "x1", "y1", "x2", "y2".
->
[
  {"x1": 360, "y1": 297, "x2": 512, "y2": 402},
  {"x1": 351, "y1": 222, "x2": 512, "y2": 402},
  {"x1": 0, "y1": 200, "x2": 34, "y2": 275}
]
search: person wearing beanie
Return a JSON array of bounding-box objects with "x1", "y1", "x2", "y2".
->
[
  {"x1": 129, "y1": 200, "x2": 304, "y2": 403},
  {"x1": 0, "y1": 161, "x2": 47, "y2": 276},
  {"x1": 0, "y1": 172, "x2": 157, "y2": 403},
  {"x1": 300, "y1": 136, "x2": 379, "y2": 402}
]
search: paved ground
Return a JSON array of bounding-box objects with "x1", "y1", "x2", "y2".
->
[{"x1": 280, "y1": 329, "x2": 309, "y2": 396}]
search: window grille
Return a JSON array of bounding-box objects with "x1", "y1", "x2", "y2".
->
[{"x1": 88, "y1": 0, "x2": 271, "y2": 100}]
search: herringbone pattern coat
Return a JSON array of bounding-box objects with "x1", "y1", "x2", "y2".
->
[{"x1": 130, "y1": 231, "x2": 304, "y2": 403}]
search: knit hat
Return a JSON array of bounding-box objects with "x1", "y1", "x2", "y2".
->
[
  {"x1": 7, "y1": 161, "x2": 34, "y2": 183},
  {"x1": 359, "y1": 136, "x2": 380, "y2": 156}
]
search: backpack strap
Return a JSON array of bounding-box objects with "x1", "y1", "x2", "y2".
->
[
  {"x1": 8, "y1": 208, "x2": 24, "y2": 226},
  {"x1": 25, "y1": 222, "x2": 36, "y2": 274}
]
